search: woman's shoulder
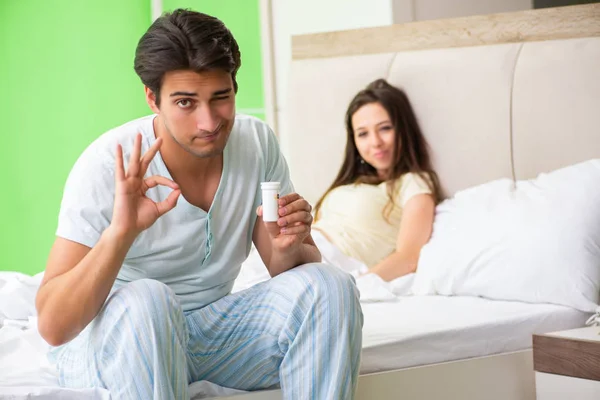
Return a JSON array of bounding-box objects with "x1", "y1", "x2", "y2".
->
[
  {"x1": 397, "y1": 172, "x2": 432, "y2": 186},
  {"x1": 393, "y1": 172, "x2": 433, "y2": 206}
]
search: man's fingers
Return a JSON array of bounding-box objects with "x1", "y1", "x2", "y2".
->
[
  {"x1": 127, "y1": 134, "x2": 143, "y2": 177},
  {"x1": 139, "y1": 137, "x2": 163, "y2": 177},
  {"x1": 258, "y1": 206, "x2": 282, "y2": 237},
  {"x1": 278, "y1": 211, "x2": 313, "y2": 227},
  {"x1": 144, "y1": 175, "x2": 179, "y2": 192},
  {"x1": 278, "y1": 198, "x2": 311, "y2": 216},
  {"x1": 155, "y1": 189, "x2": 181, "y2": 216},
  {"x1": 278, "y1": 193, "x2": 302, "y2": 207},
  {"x1": 281, "y1": 224, "x2": 310, "y2": 236},
  {"x1": 276, "y1": 195, "x2": 313, "y2": 228},
  {"x1": 115, "y1": 144, "x2": 125, "y2": 182}
]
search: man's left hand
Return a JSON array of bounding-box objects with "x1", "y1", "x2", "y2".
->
[{"x1": 257, "y1": 193, "x2": 313, "y2": 251}]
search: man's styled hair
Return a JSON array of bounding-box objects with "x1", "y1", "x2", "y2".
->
[{"x1": 134, "y1": 9, "x2": 242, "y2": 105}]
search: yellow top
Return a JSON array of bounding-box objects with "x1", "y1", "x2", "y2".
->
[{"x1": 313, "y1": 173, "x2": 432, "y2": 267}]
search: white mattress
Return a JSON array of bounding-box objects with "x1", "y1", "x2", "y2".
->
[
  {"x1": 360, "y1": 295, "x2": 588, "y2": 374},
  {"x1": 0, "y1": 272, "x2": 589, "y2": 398}
]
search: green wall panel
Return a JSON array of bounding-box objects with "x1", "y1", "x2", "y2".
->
[
  {"x1": 1, "y1": 1, "x2": 265, "y2": 275},
  {"x1": 1, "y1": 0, "x2": 152, "y2": 274}
]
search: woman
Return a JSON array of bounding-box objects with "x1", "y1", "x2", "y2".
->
[{"x1": 312, "y1": 78, "x2": 442, "y2": 282}]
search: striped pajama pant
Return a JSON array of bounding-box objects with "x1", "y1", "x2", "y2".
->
[{"x1": 49, "y1": 263, "x2": 363, "y2": 399}]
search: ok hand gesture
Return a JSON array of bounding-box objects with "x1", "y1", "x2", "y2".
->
[{"x1": 110, "y1": 134, "x2": 181, "y2": 239}]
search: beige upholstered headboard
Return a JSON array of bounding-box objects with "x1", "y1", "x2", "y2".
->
[{"x1": 283, "y1": 4, "x2": 600, "y2": 205}]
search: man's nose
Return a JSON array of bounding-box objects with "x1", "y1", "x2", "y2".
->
[{"x1": 196, "y1": 104, "x2": 221, "y2": 133}]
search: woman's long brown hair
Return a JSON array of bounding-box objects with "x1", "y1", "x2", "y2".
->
[{"x1": 314, "y1": 79, "x2": 442, "y2": 222}]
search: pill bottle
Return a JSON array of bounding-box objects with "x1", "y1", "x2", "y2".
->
[{"x1": 261, "y1": 182, "x2": 281, "y2": 222}]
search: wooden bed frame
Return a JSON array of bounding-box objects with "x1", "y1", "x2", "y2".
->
[{"x1": 211, "y1": 350, "x2": 535, "y2": 400}]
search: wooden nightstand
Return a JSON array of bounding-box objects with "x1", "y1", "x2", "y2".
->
[{"x1": 533, "y1": 326, "x2": 600, "y2": 399}]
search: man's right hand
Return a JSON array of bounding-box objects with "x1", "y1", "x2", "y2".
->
[{"x1": 110, "y1": 133, "x2": 181, "y2": 240}]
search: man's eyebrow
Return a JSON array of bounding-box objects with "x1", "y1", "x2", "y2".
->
[
  {"x1": 170, "y1": 91, "x2": 197, "y2": 97},
  {"x1": 169, "y1": 88, "x2": 232, "y2": 97}
]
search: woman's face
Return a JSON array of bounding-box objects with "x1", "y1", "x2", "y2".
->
[{"x1": 352, "y1": 102, "x2": 396, "y2": 178}]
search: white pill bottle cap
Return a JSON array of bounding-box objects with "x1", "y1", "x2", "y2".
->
[{"x1": 261, "y1": 182, "x2": 281, "y2": 191}]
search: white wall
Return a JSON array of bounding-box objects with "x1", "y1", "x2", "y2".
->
[
  {"x1": 264, "y1": 0, "x2": 396, "y2": 156},
  {"x1": 415, "y1": 0, "x2": 533, "y2": 21},
  {"x1": 283, "y1": 0, "x2": 395, "y2": 35},
  {"x1": 261, "y1": 0, "x2": 533, "y2": 158},
  {"x1": 272, "y1": 0, "x2": 395, "y2": 104}
]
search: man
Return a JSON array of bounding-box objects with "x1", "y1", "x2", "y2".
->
[{"x1": 35, "y1": 9, "x2": 362, "y2": 400}]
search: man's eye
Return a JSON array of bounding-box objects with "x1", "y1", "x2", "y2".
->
[{"x1": 177, "y1": 99, "x2": 193, "y2": 109}]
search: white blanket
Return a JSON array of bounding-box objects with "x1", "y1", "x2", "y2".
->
[{"x1": 0, "y1": 236, "x2": 404, "y2": 399}]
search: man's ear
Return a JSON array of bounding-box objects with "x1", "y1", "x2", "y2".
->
[{"x1": 145, "y1": 87, "x2": 160, "y2": 114}]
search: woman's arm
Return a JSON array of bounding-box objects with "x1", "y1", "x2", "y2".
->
[{"x1": 369, "y1": 193, "x2": 435, "y2": 281}]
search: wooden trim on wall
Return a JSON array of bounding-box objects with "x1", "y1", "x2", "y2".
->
[{"x1": 292, "y1": 3, "x2": 600, "y2": 60}]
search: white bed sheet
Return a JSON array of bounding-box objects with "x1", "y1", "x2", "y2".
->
[
  {"x1": 0, "y1": 268, "x2": 590, "y2": 399},
  {"x1": 360, "y1": 295, "x2": 589, "y2": 374}
]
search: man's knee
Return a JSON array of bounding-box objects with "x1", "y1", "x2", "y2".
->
[
  {"x1": 99, "y1": 279, "x2": 183, "y2": 330},
  {"x1": 120, "y1": 278, "x2": 175, "y2": 300},
  {"x1": 283, "y1": 263, "x2": 361, "y2": 309},
  {"x1": 274, "y1": 263, "x2": 363, "y2": 351}
]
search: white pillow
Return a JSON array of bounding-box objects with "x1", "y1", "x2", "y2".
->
[{"x1": 412, "y1": 159, "x2": 600, "y2": 312}]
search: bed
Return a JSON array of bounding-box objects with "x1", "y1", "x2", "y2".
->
[
  {"x1": 0, "y1": 269, "x2": 591, "y2": 400},
  {"x1": 1, "y1": 3, "x2": 600, "y2": 400},
  {"x1": 278, "y1": 3, "x2": 600, "y2": 400}
]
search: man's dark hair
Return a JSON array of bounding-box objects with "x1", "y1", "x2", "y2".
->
[{"x1": 134, "y1": 9, "x2": 241, "y2": 105}]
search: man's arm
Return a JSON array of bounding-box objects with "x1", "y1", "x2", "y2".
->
[
  {"x1": 252, "y1": 193, "x2": 321, "y2": 277},
  {"x1": 36, "y1": 230, "x2": 136, "y2": 346},
  {"x1": 36, "y1": 135, "x2": 180, "y2": 346}
]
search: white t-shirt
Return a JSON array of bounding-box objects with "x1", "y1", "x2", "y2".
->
[{"x1": 57, "y1": 114, "x2": 293, "y2": 312}]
